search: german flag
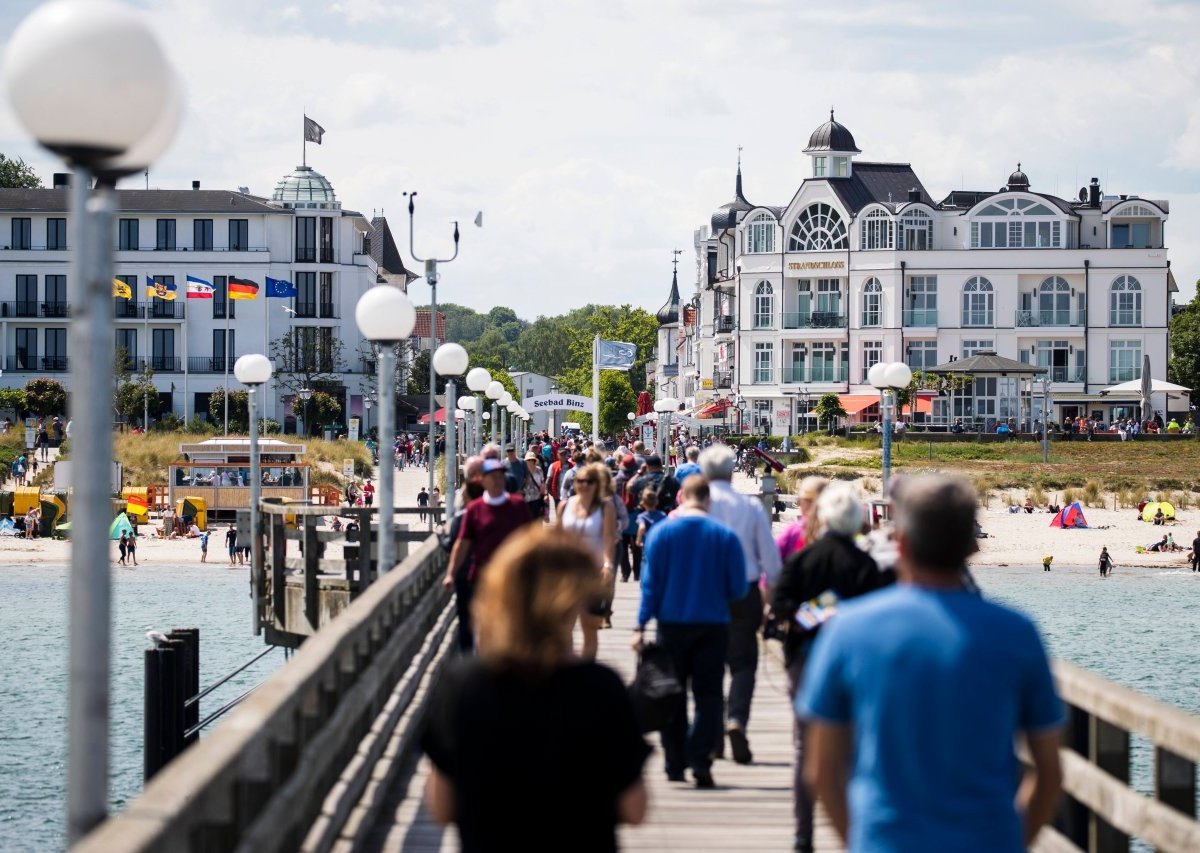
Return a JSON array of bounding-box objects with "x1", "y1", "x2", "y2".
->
[{"x1": 228, "y1": 277, "x2": 259, "y2": 300}]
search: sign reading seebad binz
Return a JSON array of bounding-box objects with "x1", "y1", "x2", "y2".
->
[{"x1": 526, "y1": 393, "x2": 596, "y2": 415}]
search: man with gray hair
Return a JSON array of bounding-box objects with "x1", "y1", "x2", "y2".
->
[
  {"x1": 698, "y1": 443, "x2": 781, "y2": 765},
  {"x1": 799, "y1": 475, "x2": 1062, "y2": 851}
]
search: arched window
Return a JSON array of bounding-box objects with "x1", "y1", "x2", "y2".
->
[
  {"x1": 859, "y1": 210, "x2": 893, "y2": 250},
  {"x1": 1039, "y1": 276, "x2": 1070, "y2": 325},
  {"x1": 861, "y1": 278, "x2": 882, "y2": 327},
  {"x1": 899, "y1": 209, "x2": 933, "y2": 250},
  {"x1": 744, "y1": 212, "x2": 775, "y2": 254},
  {"x1": 970, "y1": 197, "x2": 1063, "y2": 248},
  {"x1": 753, "y1": 280, "x2": 774, "y2": 329},
  {"x1": 1110, "y1": 275, "x2": 1142, "y2": 326},
  {"x1": 788, "y1": 203, "x2": 848, "y2": 251},
  {"x1": 962, "y1": 276, "x2": 993, "y2": 327}
]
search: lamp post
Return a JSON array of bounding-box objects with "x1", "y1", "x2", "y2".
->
[
  {"x1": 1041, "y1": 377, "x2": 1051, "y2": 463},
  {"x1": 458, "y1": 394, "x2": 476, "y2": 456},
  {"x1": 4, "y1": 1, "x2": 182, "y2": 839},
  {"x1": 498, "y1": 391, "x2": 513, "y2": 448},
  {"x1": 234, "y1": 353, "x2": 272, "y2": 635},
  {"x1": 868, "y1": 362, "x2": 913, "y2": 495},
  {"x1": 482, "y1": 410, "x2": 491, "y2": 442},
  {"x1": 297, "y1": 386, "x2": 313, "y2": 436},
  {"x1": 486, "y1": 380, "x2": 504, "y2": 446},
  {"x1": 363, "y1": 397, "x2": 373, "y2": 438},
  {"x1": 465, "y1": 367, "x2": 491, "y2": 455},
  {"x1": 549, "y1": 383, "x2": 559, "y2": 436},
  {"x1": 626, "y1": 411, "x2": 635, "y2": 444},
  {"x1": 355, "y1": 286, "x2": 417, "y2": 578},
  {"x1": 433, "y1": 343, "x2": 468, "y2": 523}
]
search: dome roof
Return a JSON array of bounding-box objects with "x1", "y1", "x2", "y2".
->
[
  {"x1": 710, "y1": 165, "x2": 753, "y2": 233},
  {"x1": 272, "y1": 165, "x2": 338, "y2": 206},
  {"x1": 804, "y1": 109, "x2": 861, "y2": 154},
  {"x1": 1006, "y1": 163, "x2": 1030, "y2": 191},
  {"x1": 657, "y1": 269, "x2": 681, "y2": 326}
]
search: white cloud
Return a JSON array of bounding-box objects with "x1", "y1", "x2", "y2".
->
[{"x1": 0, "y1": 0, "x2": 1196, "y2": 314}]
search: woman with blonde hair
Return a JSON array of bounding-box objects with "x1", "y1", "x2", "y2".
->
[
  {"x1": 557, "y1": 461, "x2": 617, "y2": 659},
  {"x1": 421, "y1": 527, "x2": 649, "y2": 851},
  {"x1": 775, "y1": 475, "x2": 829, "y2": 560}
]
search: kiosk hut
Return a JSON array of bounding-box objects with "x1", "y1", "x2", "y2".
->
[
  {"x1": 925, "y1": 351, "x2": 1047, "y2": 432},
  {"x1": 169, "y1": 438, "x2": 309, "y2": 523}
]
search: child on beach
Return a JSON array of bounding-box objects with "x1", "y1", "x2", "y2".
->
[
  {"x1": 1098, "y1": 547, "x2": 1113, "y2": 577},
  {"x1": 200, "y1": 530, "x2": 209, "y2": 563},
  {"x1": 1042, "y1": 554, "x2": 1053, "y2": 572}
]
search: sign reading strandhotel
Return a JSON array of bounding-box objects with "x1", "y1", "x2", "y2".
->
[
  {"x1": 525, "y1": 393, "x2": 596, "y2": 415},
  {"x1": 787, "y1": 260, "x2": 846, "y2": 271}
]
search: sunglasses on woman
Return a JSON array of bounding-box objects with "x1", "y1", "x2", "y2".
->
[{"x1": 576, "y1": 478, "x2": 595, "y2": 485}]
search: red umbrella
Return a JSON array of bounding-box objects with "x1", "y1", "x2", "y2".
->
[
  {"x1": 417, "y1": 407, "x2": 447, "y2": 425},
  {"x1": 636, "y1": 391, "x2": 653, "y2": 416}
]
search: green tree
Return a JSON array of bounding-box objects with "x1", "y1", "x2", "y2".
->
[
  {"x1": 309, "y1": 390, "x2": 342, "y2": 429},
  {"x1": 513, "y1": 316, "x2": 573, "y2": 376},
  {"x1": 208, "y1": 388, "x2": 249, "y2": 432},
  {"x1": 1169, "y1": 294, "x2": 1200, "y2": 392},
  {"x1": 554, "y1": 367, "x2": 633, "y2": 436},
  {"x1": 0, "y1": 387, "x2": 25, "y2": 415},
  {"x1": 268, "y1": 330, "x2": 346, "y2": 397},
  {"x1": 814, "y1": 392, "x2": 848, "y2": 433},
  {"x1": 115, "y1": 360, "x2": 159, "y2": 425},
  {"x1": 24, "y1": 378, "x2": 66, "y2": 417},
  {"x1": 465, "y1": 327, "x2": 513, "y2": 373},
  {"x1": 894, "y1": 370, "x2": 972, "y2": 421},
  {"x1": 0, "y1": 154, "x2": 42, "y2": 189}
]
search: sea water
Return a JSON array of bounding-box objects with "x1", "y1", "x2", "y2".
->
[
  {"x1": 2, "y1": 560, "x2": 1197, "y2": 851},
  {"x1": 0, "y1": 563, "x2": 280, "y2": 852}
]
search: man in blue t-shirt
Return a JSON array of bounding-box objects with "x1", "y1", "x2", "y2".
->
[{"x1": 798, "y1": 474, "x2": 1063, "y2": 853}]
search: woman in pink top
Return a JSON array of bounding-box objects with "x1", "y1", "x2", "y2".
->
[{"x1": 775, "y1": 476, "x2": 828, "y2": 560}]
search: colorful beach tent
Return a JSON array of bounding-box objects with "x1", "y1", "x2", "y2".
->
[
  {"x1": 109, "y1": 512, "x2": 135, "y2": 540},
  {"x1": 1141, "y1": 501, "x2": 1176, "y2": 522},
  {"x1": 0, "y1": 517, "x2": 16, "y2": 536},
  {"x1": 1050, "y1": 502, "x2": 1089, "y2": 529}
]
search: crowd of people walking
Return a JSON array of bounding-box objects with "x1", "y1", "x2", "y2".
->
[{"x1": 416, "y1": 425, "x2": 1064, "y2": 852}]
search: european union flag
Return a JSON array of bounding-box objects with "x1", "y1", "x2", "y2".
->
[{"x1": 265, "y1": 276, "x2": 298, "y2": 298}]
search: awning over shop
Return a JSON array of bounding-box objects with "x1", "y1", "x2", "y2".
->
[
  {"x1": 418, "y1": 408, "x2": 447, "y2": 425},
  {"x1": 839, "y1": 395, "x2": 881, "y2": 415},
  {"x1": 696, "y1": 398, "x2": 733, "y2": 419}
]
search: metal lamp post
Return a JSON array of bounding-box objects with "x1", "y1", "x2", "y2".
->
[
  {"x1": 298, "y1": 386, "x2": 312, "y2": 437},
  {"x1": 498, "y1": 391, "x2": 513, "y2": 448},
  {"x1": 433, "y1": 343, "x2": 468, "y2": 523},
  {"x1": 3, "y1": 1, "x2": 183, "y2": 839},
  {"x1": 355, "y1": 286, "x2": 417, "y2": 577},
  {"x1": 235, "y1": 353, "x2": 273, "y2": 636},
  {"x1": 457, "y1": 395, "x2": 476, "y2": 457},
  {"x1": 654, "y1": 398, "x2": 679, "y2": 469},
  {"x1": 465, "y1": 367, "x2": 491, "y2": 454},
  {"x1": 364, "y1": 398, "x2": 372, "y2": 438},
  {"x1": 485, "y1": 380, "x2": 504, "y2": 446},
  {"x1": 482, "y1": 410, "x2": 491, "y2": 442},
  {"x1": 869, "y1": 362, "x2": 912, "y2": 495}
]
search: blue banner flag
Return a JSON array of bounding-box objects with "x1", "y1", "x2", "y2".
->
[
  {"x1": 265, "y1": 276, "x2": 298, "y2": 298},
  {"x1": 598, "y1": 339, "x2": 637, "y2": 370}
]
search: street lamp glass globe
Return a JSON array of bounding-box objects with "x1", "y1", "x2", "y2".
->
[
  {"x1": 485, "y1": 381, "x2": 504, "y2": 400},
  {"x1": 364, "y1": 400, "x2": 372, "y2": 410},
  {"x1": 458, "y1": 396, "x2": 476, "y2": 412},
  {"x1": 298, "y1": 387, "x2": 312, "y2": 402},
  {"x1": 433, "y1": 342, "x2": 469, "y2": 377},
  {"x1": 655, "y1": 397, "x2": 679, "y2": 413},
  {"x1": 506, "y1": 402, "x2": 518, "y2": 413},
  {"x1": 498, "y1": 392, "x2": 513, "y2": 407},
  {"x1": 626, "y1": 412, "x2": 635, "y2": 421},
  {"x1": 466, "y1": 367, "x2": 492, "y2": 393},
  {"x1": 4, "y1": 0, "x2": 175, "y2": 160},
  {"x1": 482, "y1": 412, "x2": 491, "y2": 421},
  {"x1": 867, "y1": 362, "x2": 889, "y2": 389},
  {"x1": 97, "y1": 63, "x2": 183, "y2": 175},
  {"x1": 884, "y1": 362, "x2": 913, "y2": 389},
  {"x1": 233, "y1": 353, "x2": 273, "y2": 386},
  {"x1": 355, "y1": 285, "x2": 416, "y2": 343}
]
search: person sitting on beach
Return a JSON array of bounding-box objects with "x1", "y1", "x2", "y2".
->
[
  {"x1": 1167, "y1": 532, "x2": 1183, "y2": 552},
  {"x1": 1147, "y1": 536, "x2": 1169, "y2": 553},
  {"x1": 187, "y1": 522, "x2": 201, "y2": 538},
  {"x1": 1048, "y1": 504, "x2": 1061, "y2": 515},
  {"x1": 1023, "y1": 496, "x2": 1035, "y2": 514},
  {"x1": 1154, "y1": 508, "x2": 1166, "y2": 526}
]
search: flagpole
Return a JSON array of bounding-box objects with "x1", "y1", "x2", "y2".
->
[
  {"x1": 183, "y1": 309, "x2": 189, "y2": 423},
  {"x1": 302, "y1": 113, "x2": 306, "y2": 168},
  {"x1": 143, "y1": 282, "x2": 150, "y2": 430},
  {"x1": 224, "y1": 287, "x2": 230, "y2": 435},
  {"x1": 263, "y1": 277, "x2": 270, "y2": 425},
  {"x1": 592, "y1": 333, "x2": 600, "y2": 445}
]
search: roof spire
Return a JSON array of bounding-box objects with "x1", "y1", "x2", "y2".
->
[
  {"x1": 830, "y1": 107, "x2": 835, "y2": 122},
  {"x1": 657, "y1": 250, "x2": 683, "y2": 326},
  {"x1": 734, "y1": 146, "x2": 747, "y2": 204}
]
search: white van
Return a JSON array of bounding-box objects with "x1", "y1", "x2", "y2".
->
[{"x1": 561, "y1": 421, "x2": 582, "y2": 437}]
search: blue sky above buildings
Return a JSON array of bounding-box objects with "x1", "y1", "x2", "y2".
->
[{"x1": 0, "y1": 0, "x2": 1195, "y2": 315}]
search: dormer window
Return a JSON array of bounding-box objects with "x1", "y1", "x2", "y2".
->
[
  {"x1": 970, "y1": 197, "x2": 1063, "y2": 249},
  {"x1": 813, "y1": 156, "x2": 828, "y2": 178},
  {"x1": 833, "y1": 157, "x2": 849, "y2": 178},
  {"x1": 1108, "y1": 204, "x2": 1162, "y2": 249},
  {"x1": 744, "y1": 212, "x2": 775, "y2": 254}
]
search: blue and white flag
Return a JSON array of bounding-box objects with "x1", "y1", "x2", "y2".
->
[
  {"x1": 598, "y1": 339, "x2": 637, "y2": 371},
  {"x1": 265, "y1": 276, "x2": 298, "y2": 298}
]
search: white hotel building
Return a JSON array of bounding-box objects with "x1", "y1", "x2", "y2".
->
[
  {"x1": 658, "y1": 112, "x2": 1177, "y2": 435},
  {"x1": 0, "y1": 165, "x2": 416, "y2": 432}
]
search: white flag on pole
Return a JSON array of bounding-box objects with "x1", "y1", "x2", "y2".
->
[{"x1": 597, "y1": 339, "x2": 637, "y2": 371}]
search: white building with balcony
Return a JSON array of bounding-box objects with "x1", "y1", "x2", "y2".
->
[
  {"x1": 671, "y1": 112, "x2": 1177, "y2": 435},
  {"x1": 0, "y1": 166, "x2": 414, "y2": 432}
]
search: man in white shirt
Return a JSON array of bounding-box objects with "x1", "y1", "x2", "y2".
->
[{"x1": 698, "y1": 444, "x2": 782, "y2": 764}]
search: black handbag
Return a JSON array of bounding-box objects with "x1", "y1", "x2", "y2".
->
[{"x1": 629, "y1": 643, "x2": 682, "y2": 733}]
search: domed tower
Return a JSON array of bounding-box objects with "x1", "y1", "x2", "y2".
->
[
  {"x1": 804, "y1": 109, "x2": 861, "y2": 179},
  {"x1": 1006, "y1": 163, "x2": 1030, "y2": 192},
  {"x1": 710, "y1": 155, "x2": 753, "y2": 234},
  {"x1": 271, "y1": 165, "x2": 341, "y2": 211},
  {"x1": 656, "y1": 258, "x2": 682, "y2": 394}
]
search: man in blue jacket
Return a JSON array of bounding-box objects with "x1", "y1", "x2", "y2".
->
[{"x1": 633, "y1": 476, "x2": 747, "y2": 788}]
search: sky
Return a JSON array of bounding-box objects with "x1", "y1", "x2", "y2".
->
[{"x1": 0, "y1": 0, "x2": 1198, "y2": 319}]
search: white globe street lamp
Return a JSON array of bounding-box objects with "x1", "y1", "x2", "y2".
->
[
  {"x1": 653, "y1": 398, "x2": 680, "y2": 465},
  {"x1": 4, "y1": 2, "x2": 182, "y2": 839},
  {"x1": 485, "y1": 381, "x2": 504, "y2": 447},
  {"x1": 465, "y1": 368, "x2": 491, "y2": 454},
  {"x1": 234, "y1": 353, "x2": 274, "y2": 638},
  {"x1": 355, "y1": 286, "x2": 417, "y2": 581},
  {"x1": 433, "y1": 343, "x2": 469, "y2": 521},
  {"x1": 869, "y1": 361, "x2": 913, "y2": 493}
]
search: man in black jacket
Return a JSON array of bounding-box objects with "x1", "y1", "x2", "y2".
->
[{"x1": 770, "y1": 483, "x2": 894, "y2": 853}]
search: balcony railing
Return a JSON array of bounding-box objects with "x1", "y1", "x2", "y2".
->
[
  {"x1": 1015, "y1": 309, "x2": 1087, "y2": 328},
  {"x1": 113, "y1": 302, "x2": 186, "y2": 320},
  {"x1": 295, "y1": 248, "x2": 316, "y2": 263},
  {"x1": 962, "y1": 311, "x2": 994, "y2": 328},
  {"x1": 320, "y1": 248, "x2": 334, "y2": 263},
  {"x1": 714, "y1": 370, "x2": 733, "y2": 389},
  {"x1": 782, "y1": 364, "x2": 850, "y2": 384},
  {"x1": 294, "y1": 303, "x2": 339, "y2": 319},
  {"x1": 782, "y1": 311, "x2": 848, "y2": 329},
  {"x1": 187, "y1": 356, "x2": 236, "y2": 374},
  {"x1": 1046, "y1": 366, "x2": 1086, "y2": 382},
  {"x1": 145, "y1": 357, "x2": 182, "y2": 373},
  {"x1": 715, "y1": 315, "x2": 736, "y2": 334},
  {"x1": 750, "y1": 369, "x2": 776, "y2": 385},
  {"x1": 6, "y1": 356, "x2": 68, "y2": 372},
  {"x1": 1109, "y1": 369, "x2": 1141, "y2": 384},
  {"x1": 1109, "y1": 312, "x2": 1142, "y2": 328},
  {"x1": 903, "y1": 309, "x2": 938, "y2": 327},
  {"x1": 1, "y1": 301, "x2": 71, "y2": 318}
]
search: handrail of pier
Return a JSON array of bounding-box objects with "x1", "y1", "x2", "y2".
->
[
  {"x1": 1033, "y1": 660, "x2": 1200, "y2": 853},
  {"x1": 75, "y1": 534, "x2": 454, "y2": 853}
]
